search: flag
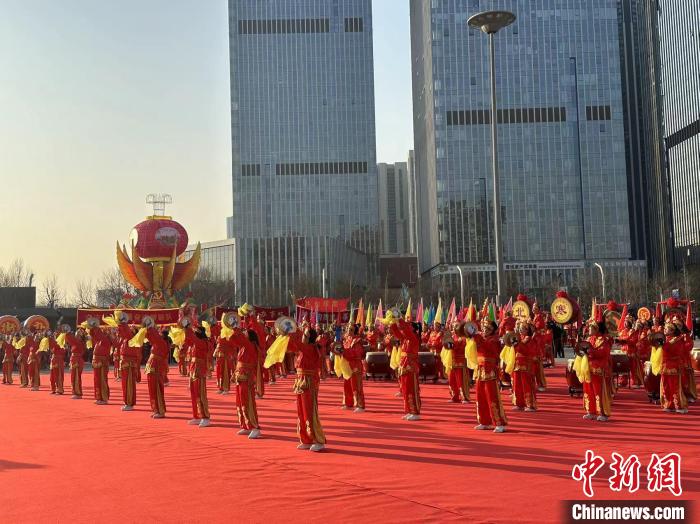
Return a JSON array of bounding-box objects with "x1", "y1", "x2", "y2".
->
[
  {"x1": 466, "y1": 299, "x2": 477, "y2": 322},
  {"x1": 590, "y1": 298, "x2": 597, "y2": 322},
  {"x1": 416, "y1": 299, "x2": 424, "y2": 325},
  {"x1": 686, "y1": 302, "x2": 693, "y2": 332},
  {"x1": 488, "y1": 302, "x2": 497, "y2": 323},
  {"x1": 423, "y1": 305, "x2": 430, "y2": 324},
  {"x1": 480, "y1": 298, "x2": 489, "y2": 320},
  {"x1": 356, "y1": 299, "x2": 364, "y2": 327},
  {"x1": 365, "y1": 304, "x2": 373, "y2": 328},
  {"x1": 347, "y1": 304, "x2": 355, "y2": 327},
  {"x1": 405, "y1": 298, "x2": 412, "y2": 321},
  {"x1": 375, "y1": 300, "x2": 384, "y2": 329},
  {"x1": 428, "y1": 305, "x2": 436, "y2": 325},
  {"x1": 446, "y1": 298, "x2": 456, "y2": 326},
  {"x1": 457, "y1": 307, "x2": 466, "y2": 322},
  {"x1": 505, "y1": 296, "x2": 513, "y2": 313},
  {"x1": 617, "y1": 303, "x2": 628, "y2": 331},
  {"x1": 434, "y1": 297, "x2": 443, "y2": 326}
]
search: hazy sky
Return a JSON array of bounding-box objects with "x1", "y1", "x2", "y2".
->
[{"x1": 0, "y1": 1, "x2": 413, "y2": 297}]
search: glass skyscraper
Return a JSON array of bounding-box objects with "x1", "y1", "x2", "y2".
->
[
  {"x1": 228, "y1": 0, "x2": 378, "y2": 303},
  {"x1": 657, "y1": 0, "x2": 700, "y2": 267},
  {"x1": 410, "y1": 0, "x2": 645, "y2": 296}
]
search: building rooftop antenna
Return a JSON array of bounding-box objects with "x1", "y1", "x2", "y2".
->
[{"x1": 146, "y1": 193, "x2": 173, "y2": 217}]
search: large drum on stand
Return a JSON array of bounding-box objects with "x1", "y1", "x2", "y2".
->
[
  {"x1": 566, "y1": 359, "x2": 583, "y2": 397},
  {"x1": 611, "y1": 350, "x2": 631, "y2": 388},
  {"x1": 365, "y1": 351, "x2": 391, "y2": 380},
  {"x1": 418, "y1": 352, "x2": 437, "y2": 382},
  {"x1": 643, "y1": 361, "x2": 660, "y2": 404}
]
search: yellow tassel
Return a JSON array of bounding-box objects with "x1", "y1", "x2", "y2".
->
[
  {"x1": 264, "y1": 335, "x2": 290, "y2": 369},
  {"x1": 202, "y1": 320, "x2": 212, "y2": 339},
  {"x1": 499, "y1": 345, "x2": 516, "y2": 375},
  {"x1": 102, "y1": 316, "x2": 118, "y2": 328},
  {"x1": 572, "y1": 354, "x2": 591, "y2": 383},
  {"x1": 128, "y1": 327, "x2": 147, "y2": 348},
  {"x1": 173, "y1": 346, "x2": 181, "y2": 363},
  {"x1": 38, "y1": 337, "x2": 50, "y2": 352},
  {"x1": 440, "y1": 347, "x2": 453, "y2": 375},
  {"x1": 169, "y1": 327, "x2": 185, "y2": 348},
  {"x1": 220, "y1": 324, "x2": 234, "y2": 340},
  {"x1": 56, "y1": 333, "x2": 67, "y2": 349},
  {"x1": 650, "y1": 346, "x2": 662, "y2": 376},
  {"x1": 86, "y1": 339, "x2": 93, "y2": 349},
  {"x1": 334, "y1": 354, "x2": 353, "y2": 380},
  {"x1": 465, "y1": 338, "x2": 478, "y2": 370},
  {"x1": 13, "y1": 336, "x2": 27, "y2": 350},
  {"x1": 389, "y1": 346, "x2": 400, "y2": 370}
]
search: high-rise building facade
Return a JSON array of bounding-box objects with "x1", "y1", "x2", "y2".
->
[
  {"x1": 410, "y1": 0, "x2": 645, "y2": 296},
  {"x1": 228, "y1": 0, "x2": 378, "y2": 303},
  {"x1": 378, "y1": 162, "x2": 413, "y2": 255},
  {"x1": 657, "y1": 0, "x2": 700, "y2": 267}
]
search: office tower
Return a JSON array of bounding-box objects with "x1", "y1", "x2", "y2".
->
[
  {"x1": 227, "y1": 0, "x2": 378, "y2": 303},
  {"x1": 378, "y1": 162, "x2": 413, "y2": 255},
  {"x1": 410, "y1": 0, "x2": 645, "y2": 297}
]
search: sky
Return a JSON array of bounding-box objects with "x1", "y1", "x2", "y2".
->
[{"x1": 0, "y1": 0, "x2": 413, "y2": 298}]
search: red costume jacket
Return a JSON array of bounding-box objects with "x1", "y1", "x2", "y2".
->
[
  {"x1": 587, "y1": 335, "x2": 612, "y2": 372},
  {"x1": 472, "y1": 333, "x2": 501, "y2": 380},
  {"x1": 662, "y1": 336, "x2": 686, "y2": 372},
  {"x1": 342, "y1": 335, "x2": 365, "y2": 371},
  {"x1": 89, "y1": 327, "x2": 112, "y2": 358},
  {"x1": 185, "y1": 329, "x2": 209, "y2": 378}
]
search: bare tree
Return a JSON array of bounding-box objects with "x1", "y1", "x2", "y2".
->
[
  {"x1": 0, "y1": 258, "x2": 34, "y2": 287},
  {"x1": 95, "y1": 268, "x2": 136, "y2": 307},
  {"x1": 73, "y1": 278, "x2": 97, "y2": 308},
  {"x1": 187, "y1": 268, "x2": 238, "y2": 308},
  {"x1": 40, "y1": 274, "x2": 64, "y2": 308}
]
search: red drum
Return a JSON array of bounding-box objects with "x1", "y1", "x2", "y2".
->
[
  {"x1": 611, "y1": 352, "x2": 630, "y2": 374},
  {"x1": 644, "y1": 361, "x2": 660, "y2": 404},
  {"x1": 418, "y1": 352, "x2": 437, "y2": 382},
  {"x1": 365, "y1": 351, "x2": 391, "y2": 380},
  {"x1": 566, "y1": 358, "x2": 583, "y2": 397},
  {"x1": 692, "y1": 350, "x2": 700, "y2": 372}
]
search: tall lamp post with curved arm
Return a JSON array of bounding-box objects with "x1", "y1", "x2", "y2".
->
[{"x1": 468, "y1": 10, "x2": 516, "y2": 305}]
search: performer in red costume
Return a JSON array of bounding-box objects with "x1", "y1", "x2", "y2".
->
[
  {"x1": 286, "y1": 325, "x2": 326, "y2": 451},
  {"x1": 185, "y1": 325, "x2": 211, "y2": 427},
  {"x1": 498, "y1": 311, "x2": 517, "y2": 336},
  {"x1": 49, "y1": 334, "x2": 66, "y2": 394},
  {"x1": 214, "y1": 324, "x2": 237, "y2": 396},
  {"x1": 65, "y1": 329, "x2": 86, "y2": 399},
  {"x1": 511, "y1": 322, "x2": 538, "y2": 411},
  {"x1": 115, "y1": 313, "x2": 139, "y2": 411},
  {"x1": 26, "y1": 334, "x2": 41, "y2": 391},
  {"x1": 531, "y1": 307, "x2": 548, "y2": 391},
  {"x1": 659, "y1": 321, "x2": 689, "y2": 413},
  {"x1": 467, "y1": 319, "x2": 507, "y2": 432},
  {"x1": 671, "y1": 317, "x2": 697, "y2": 404},
  {"x1": 144, "y1": 322, "x2": 170, "y2": 418},
  {"x1": 337, "y1": 324, "x2": 366, "y2": 412},
  {"x1": 111, "y1": 332, "x2": 121, "y2": 381},
  {"x1": 582, "y1": 320, "x2": 613, "y2": 421},
  {"x1": 88, "y1": 321, "x2": 111, "y2": 404},
  {"x1": 239, "y1": 304, "x2": 267, "y2": 398},
  {"x1": 16, "y1": 332, "x2": 30, "y2": 388},
  {"x1": 229, "y1": 324, "x2": 262, "y2": 439},
  {"x1": 616, "y1": 317, "x2": 643, "y2": 388},
  {"x1": 444, "y1": 323, "x2": 470, "y2": 403},
  {"x1": 316, "y1": 326, "x2": 331, "y2": 380},
  {"x1": 386, "y1": 313, "x2": 421, "y2": 421},
  {"x1": 427, "y1": 321, "x2": 446, "y2": 381},
  {"x1": 2, "y1": 335, "x2": 15, "y2": 384}
]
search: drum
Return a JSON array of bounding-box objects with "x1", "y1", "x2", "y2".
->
[
  {"x1": 643, "y1": 361, "x2": 660, "y2": 403},
  {"x1": 365, "y1": 351, "x2": 391, "y2": 379},
  {"x1": 611, "y1": 352, "x2": 630, "y2": 373},
  {"x1": 565, "y1": 358, "x2": 583, "y2": 397},
  {"x1": 692, "y1": 350, "x2": 700, "y2": 372},
  {"x1": 418, "y1": 352, "x2": 437, "y2": 382}
]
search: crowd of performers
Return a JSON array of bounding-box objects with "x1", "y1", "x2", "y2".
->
[{"x1": 1, "y1": 300, "x2": 697, "y2": 451}]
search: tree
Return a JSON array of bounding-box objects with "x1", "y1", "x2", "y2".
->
[
  {"x1": 40, "y1": 274, "x2": 64, "y2": 308},
  {"x1": 0, "y1": 258, "x2": 34, "y2": 287},
  {"x1": 73, "y1": 278, "x2": 97, "y2": 308},
  {"x1": 95, "y1": 268, "x2": 136, "y2": 307},
  {"x1": 186, "y1": 268, "x2": 238, "y2": 308}
]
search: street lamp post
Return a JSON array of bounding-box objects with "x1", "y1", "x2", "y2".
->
[
  {"x1": 443, "y1": 264, "x2": 465, "y2": 310},
  {"x1": 468, "y1": 10, "x2": 515, "y2": 306},
  {"x1": 594, "y1": 263, "x2": 605, "y2": 300}
]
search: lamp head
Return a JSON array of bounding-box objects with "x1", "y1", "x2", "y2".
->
[{"x1": 468, "y1": 11, "x2": 516, "y2": 34}]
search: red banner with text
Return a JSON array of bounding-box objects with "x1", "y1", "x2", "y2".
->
[{"x1": 213, "y1": 306, "x2": 290, "y2": 322}]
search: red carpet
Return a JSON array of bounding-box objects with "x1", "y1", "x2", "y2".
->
[{"x1": 1, "y1": 367, "x2": 698, "y2": 523}]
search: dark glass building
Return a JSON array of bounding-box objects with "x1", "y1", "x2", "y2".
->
[{"x1": 227, "y1": 0, "x2": 378, "y2": 302}]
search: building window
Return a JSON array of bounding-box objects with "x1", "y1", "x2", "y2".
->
[
  {"x1": 344, "y1": 17, "x2": 363, "y2": 32},
  {"x1": 275, "y1": 161, "x2": 368, "y2": 175},
  {"x1": 241, "y1": 164, "x2": 260, "y2": 177},
  {"x1": 585, "y1": 105, "x2": 612, "y2": 121},
  {"x1": 446, "y1": 106, "x2": 568, "y2": 126},
  {"x1": 238, "y1": 18, "x2": 330, "y2": 35}
]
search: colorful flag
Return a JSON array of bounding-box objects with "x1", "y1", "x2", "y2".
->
[
  {"x1": 356, "y1": 299, "x2": 364, "y2": 328},
  {"x1": 423, "y1": 305, "x2": 430, "y2": 324},
  {"x1": 375, "y1": 300, "x2": 384, "y2": 329},
  {"x1": 466, "y1": 299, "x2": 476, "y2": 322},
  {"x1": 405, "y1": 298, "x2": 412, "y2": 321},
  {"x1": 365, "y1": 304, "x2": 373, "y2": 328},
  {"x1": 446, "y1": 298, "x2": 456, "y2": 326},
  {"x1": 416, "y1": 299, "x2": 424, "y2": 325},
  {"x1": 488, "y1": 302, "x2": 497, "y2": 323},
  {"x1": 434, "y1": 298, "x2": 443, "y2": 326}
]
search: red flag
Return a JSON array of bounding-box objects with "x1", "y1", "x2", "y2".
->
[
  {"x1": 446, "y1": 298, "x2": 456, "y2": 326},
  {"x1": 457, "y1": 307, "x2": 466, "y2": 322},
  {"x1": 686, "y1": 302, "x2": 693, "y2": 332},
  {"x1": 617, "y1": 304, "x2": 628, "y2": 331}
]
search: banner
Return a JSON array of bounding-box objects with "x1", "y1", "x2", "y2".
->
[
  {"x1": 295, "y1": 297, "x2": 350, "y2": 313},
  {"x1": 295, "y1": 306, "x2": 350, "y2": 325},
  {"x1": 214, "y1": 305, "x2": 289, "y2": 322},
  {"x1": 76, "y1": 308, "x2": 180, "y2": 327}
]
